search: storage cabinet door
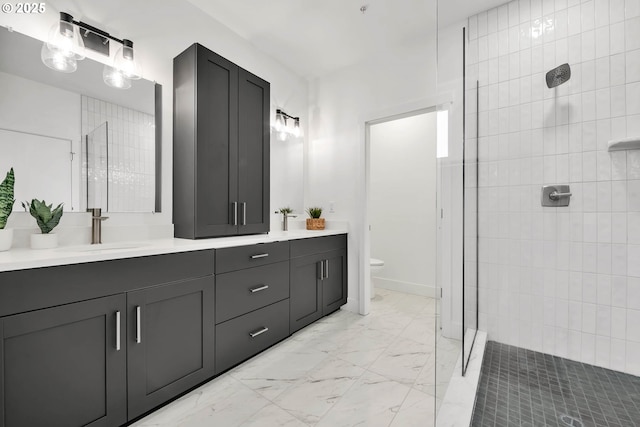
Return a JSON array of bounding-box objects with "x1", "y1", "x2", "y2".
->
[
  {"x1": 127, "y1": 276, "x2": 214, "y2": 420},
  {"x1": 322, "y1": 249, "x2": 348, "y2": 315},
  {"x1": 237, "y1": 68, "x2": 270, "y2": 235},
  {"x1": 195, "y1": 47, "x2": 239, "y2": 237},
  {"x1": 0, "y1": 294, "x2": 126, "y2": 427},
  {"x1": 289, "y1": 253, "x2": 325, "y2": 333}
]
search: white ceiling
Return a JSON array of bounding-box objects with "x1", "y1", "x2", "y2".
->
[{"x1": 186, "y1": 0, "x2": 508, "y2": 79}]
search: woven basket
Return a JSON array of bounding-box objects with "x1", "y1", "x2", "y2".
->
[{"x1": 306, "y1": 218, "x2": 325, "y2": 230}]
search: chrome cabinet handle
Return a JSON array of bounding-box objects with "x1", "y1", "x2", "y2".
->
[
  {"x1": 250, "y1": 284, "x2": 269, "y2": 293},
  {"x1": 136, "y1": 306, "x2": 141, "y2": 344},
  {"x1": 549, "y1": 191, "x2": 572, "y2": 200},
  {"x1": 115, "y1": 311, "x2": 121, "y2": 351},
  {"x1": 251, "y1": 253, "x2": 269, "y2": 259},
  {"x1": 241, "y1": 202, "x2": 247, "y2": 226},
  {"x1": 318, "y1": 260, "x2": 324, "y2": 280},
  {"x1": 325, "y1": 259, "x2": 329, "y2": 279},
  {"x1": 249, "y1": 327, "x2": 269, "y2": 338},
  {"x1": 232, "y1": 202, "x2": 238, "y2": 226}
]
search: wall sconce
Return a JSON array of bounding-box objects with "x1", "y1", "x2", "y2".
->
[
  {"x1": 41, "y1": 12, "x2": 142, "y2": 89},
  {"x1": 274, "y1": 109, "x2": 302, "y2": 141}
]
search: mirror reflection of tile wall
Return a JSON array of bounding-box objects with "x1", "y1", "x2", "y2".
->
[{"x1": 81, "y1": 96, "x2": 155, "y2": 212}]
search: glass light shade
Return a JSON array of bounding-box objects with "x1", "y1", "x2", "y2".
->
[
  {"x1": 41, "y1": 43, "x2": 77, "y2": 73},
  {"x1": 103, "y1": 65, "x2": 132, "y2": 89},
  {"x1": 112, "y1": 43, "x2": 141, "y2": 80},
  {"x1": 292, "y1": 119, "x2": 301, "y2": 137},
  {"x1": 45, "y1": 18, "x2": 85, "y2": 60},
  {"x1": 274, "y1": 112, "x2": 285, "y2": 132}
]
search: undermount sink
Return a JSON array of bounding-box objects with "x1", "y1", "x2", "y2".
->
[{"x1": 56, "y1": 242, "x2": 146, "y2": 253}]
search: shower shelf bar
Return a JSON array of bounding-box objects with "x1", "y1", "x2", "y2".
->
[{"x1": 608, "y1": 137, "x2": 640, "y2": 152}]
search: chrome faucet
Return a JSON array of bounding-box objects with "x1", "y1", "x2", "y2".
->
[
  {"x1": 88, "y1": 208, "x2": 109, "y2": 244},
  {"x1": 275, "y1": 211, "x2": 297, "y2": 231}
]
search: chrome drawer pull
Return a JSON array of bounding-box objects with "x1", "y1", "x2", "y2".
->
[
  {"x1": 251, "y1": 253, "x2": 269, "y2": 259},
  {"x1": 232, "y1": 202, "x2": 238, "y2": 226},
  {"x1": 250, "y1": 284, "x2": 269, "y2": 293},
  {"x1": 115, "y1": 311, "x2": 121, "y2": 351},
  {"x1": 136, "y1": 306, "x2": 142, "y2": 344},
  {"x1": 241, "y1": 202, "x2": 247, "y2": 226},
  {"x1": 249, "y1": 327, "x2": 269, "y2": 338}
]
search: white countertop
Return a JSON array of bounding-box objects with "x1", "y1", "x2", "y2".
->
[{"x1": 0, "y1": 229, "x2": 348, "y2": 273}]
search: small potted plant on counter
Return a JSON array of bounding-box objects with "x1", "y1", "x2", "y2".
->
[
  {"x1": 0, "y1": 168, "x2": 15, "y2": 251},
  {"x1": 22, "y1": 199, "x2": 64, "y2": 249},
  {"x1": 305, "y1": 206, "x2": 325, "y2": 230}
]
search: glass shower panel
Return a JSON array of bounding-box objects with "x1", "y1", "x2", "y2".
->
[
  {"x1": 463, "y1": 26, "x2": 480, "y2": 375},
  {"x1": 85, "y1": 122, "x2": 108, "y2": 210}
]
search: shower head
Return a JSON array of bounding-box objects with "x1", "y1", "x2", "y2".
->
[{"x1": 546, "y1": 63, "x2": 571, "y2": 88}]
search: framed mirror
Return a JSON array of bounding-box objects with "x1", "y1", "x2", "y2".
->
[{"x1": 0, "y1": 26, "x2": 161, "y2": 213}]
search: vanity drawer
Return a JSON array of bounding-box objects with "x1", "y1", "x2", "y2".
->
[
  {"x1": 215, "y1": 241, "x2": 289, "y2": 273},
  {"x1": 215, "y1": 299, "x2": 289, "y2": 374},
  {"x1": 289, "y1": 234, "x2": 347, "y2": 258},
  {"x1": 215, "y1": 261, "x2": 289, "y2": 324}
]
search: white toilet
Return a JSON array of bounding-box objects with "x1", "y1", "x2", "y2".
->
[{"x1": 370, "y1": 258, "x2": 385, "y2": 298}]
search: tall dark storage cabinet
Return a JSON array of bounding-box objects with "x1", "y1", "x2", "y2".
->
[{"x1": 174, "y1": 43, "x2": 270, "y2": 238}]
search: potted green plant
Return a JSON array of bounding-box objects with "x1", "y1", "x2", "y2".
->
[
  {"x1": 0, "y1": 168, "x2": 15, "y2": 251},
  {"x1": 305, "y1": 207, "x2": 324, "y2": 230},
  {"x1": 22, "y1": 199, "x2": 64, "y2": 249}
]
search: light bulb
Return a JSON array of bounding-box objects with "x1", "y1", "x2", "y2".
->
[
  {"x1": 103, "y1": 65, "x2": 132, "y2": 89},
  {"x1": 41, "y1": 43, "x2": 77, "y2": 73},
  {"x1": 275, "y1": 111, "x2": 285, "y2": 132}
]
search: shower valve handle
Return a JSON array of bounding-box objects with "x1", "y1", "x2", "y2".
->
[{"x1": 549, "y1": 191, "x2": 572, "y2": 200}]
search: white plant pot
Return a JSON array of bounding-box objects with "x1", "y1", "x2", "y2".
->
[
  {"x1": 0, "y1": 228, "x2": 13, "y2": 251},
  {"x1": 30, "y1": 233, "x2": 58, "y2": 250}
]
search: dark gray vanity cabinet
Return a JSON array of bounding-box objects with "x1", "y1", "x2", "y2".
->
[
  {"x1": 0, "y1": 294, "x2": 127, "y2": 427},
  {"x1": 0, "y1": 250, "x2": 215, "y2": 427},
  {"x1": 173, "y1": 43, "x2": 270, "y2": 239},
  {"x1": 289, "y1": 235, "x2": 348, "y2": 333},
  {"x1": 126, "y1": 277, "x2": 214, "y2": 421},
  {"x1": 214, "y1": 241, "x2": 290, "y2": 374}
]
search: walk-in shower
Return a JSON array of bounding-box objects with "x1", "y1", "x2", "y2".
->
[{"x1": 446, "y1": 0, "x2": 640, "y2": 425}]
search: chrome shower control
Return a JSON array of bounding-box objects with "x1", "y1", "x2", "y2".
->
[{"x1": 541, "y1": 185, "x2": 571, "y2": 207}]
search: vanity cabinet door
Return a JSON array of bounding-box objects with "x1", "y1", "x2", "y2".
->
[
  {"x1": 0, "y1": 294, "x2": 127, "y2": 427},
  {"x1": 126, "y1": 276, "x2": 214, "y2": 421},
  {"x1": 289, "y1": 252, "x2": 326, "y2": 333},
  {"x1": 322, "y1": 248, "x2": 348, "y2": 315},
  {"x1": 237, "y1": 68, "x2": 270, "y2": 235}
]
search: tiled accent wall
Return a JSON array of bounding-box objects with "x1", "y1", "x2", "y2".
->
[
  {"x1": 465, "y1": 0, "x2": 640, "y2": 375},
  {"x1": 81, "y1": 95, "x2": 155, "y2": 212}
]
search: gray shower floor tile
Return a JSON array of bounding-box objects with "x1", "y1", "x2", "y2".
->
[{"x1": 471, "y1": 342, "x2": 640, "y2": 427}]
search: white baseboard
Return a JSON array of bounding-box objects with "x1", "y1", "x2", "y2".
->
[{"x1": 373, "y1": 277, "x2": 438, "y2": 298}]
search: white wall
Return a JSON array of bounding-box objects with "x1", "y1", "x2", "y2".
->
[
  {"x1": 467, "y1": 0, "x2": 640, "y2": 376},
  {"x1": 0, "y1": 71, "x2": 80, "y2": 211},
  {"x1": 370, "y1": 112, "x2": 438, "y2": 295},
  {"x1": 0, "y1": 0, "x2": 307, "y2": 234},
  {"x1": 306, "y1": 39, "x2": 438, "y2": 312}
]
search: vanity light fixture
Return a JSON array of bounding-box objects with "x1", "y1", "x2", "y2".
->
[
  {"x1": 274, "y1": 109, "x2": 302, "y2": 141},
  {"x1": 41, "y1": 12, "x2": 141, "y2": 89},
  {"x1": 40, "y1": 12, "x2": 85, "y2": 73}
]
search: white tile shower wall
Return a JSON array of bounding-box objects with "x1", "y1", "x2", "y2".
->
[
  {"x1": 466, "y1": 0, "x2": 640, "y2": 376},
  {"x1": 81, "y1": 95, "x2": 155, "y2": 212}
]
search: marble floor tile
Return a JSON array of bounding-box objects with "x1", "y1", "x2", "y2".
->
[
  {"x1": 131, "y1": 375, "x2": 269, "y2": 427},
  {"x1": 368, "y1": 335, "x2": 434, "y2": 385},
  {"x1": 129, "y1": 288, "x2": 461, "y2": 427},
  {"x1": 389, "y1": 388, "x2": 436, "y2": 427},
  {"x1": 273, "y1": 357, "x2": 365, "y2": 424},
  {"x1": 314, "y1": 371, "x2": 411, "y2": 427},
  {"x1": 239, "y1": 404, "x2": 308, "y2": 427}
]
